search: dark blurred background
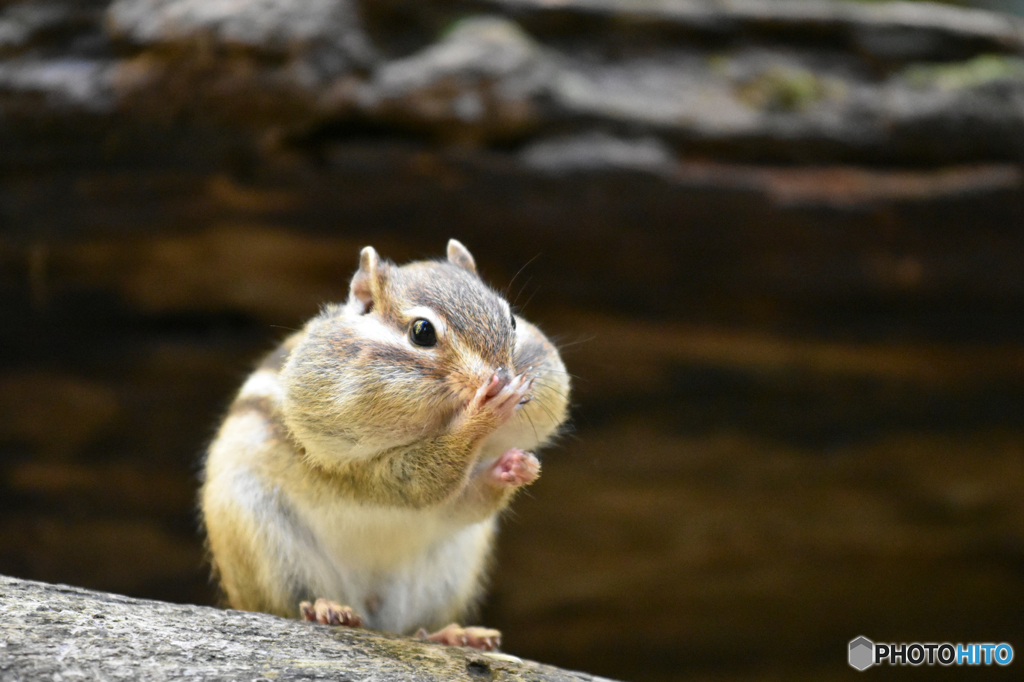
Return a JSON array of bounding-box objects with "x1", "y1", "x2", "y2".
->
[{"x1": 2, "y1": 0, "x2": 1023, "y2": 680}]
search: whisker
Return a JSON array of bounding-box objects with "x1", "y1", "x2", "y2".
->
[
  {"x1": 554, "y1": 335, "x2": 597, "y2": 351},
  {"x1": 533, "y1": 367, "x2": 582, "y2": 381},
  {"x1": 530, "y1": 396, "x2": 561, "y2": 426},
  {"x1": 520, "y1": 406, "x2": 540, "y2": 442},
  {"x1": 506, "y1": 252, "x2": 542, "y2": 297},
  {"x1": 517, "y1": 285, "x2": 541, "y2": 312},
  {"x1": 533, "y1": 373, "x2": 574, "y2": 390},
  {"x1": 532, "y1": 380, "x2": 571, "y2": 402},
  {"x1": 511, "y1": 276, "x2": 535, "y2": 310}
]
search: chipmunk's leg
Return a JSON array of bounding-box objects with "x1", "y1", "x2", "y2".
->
[
  {"x1": 447, "y1": 447, "x2": 540, "y2": 525},
  {"x1": 417, "y1": 623, "x2": 502, "y2": 651},
  {"x1": 300, "y1": 598, "x2": 363, "y2": 627}
]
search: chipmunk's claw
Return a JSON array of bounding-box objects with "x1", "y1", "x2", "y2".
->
[{"x1": 300, "y1": 598, "x2": 363, "y2": 627}]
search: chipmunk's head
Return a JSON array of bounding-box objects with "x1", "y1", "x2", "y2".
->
[
  {"x1": 282, "y1": 240, "x2": 524, "y2": 454},
  {"x1": 346, "y1": 239, "x2": 518, "y2": 397}
]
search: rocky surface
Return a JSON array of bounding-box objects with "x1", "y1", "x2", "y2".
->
[
  {"x1": 0, "y1": 574, "x2": 614, "y2": 682},
  {"x1": 2, "y1": 1, "x2": 1024, "y2": 681}
]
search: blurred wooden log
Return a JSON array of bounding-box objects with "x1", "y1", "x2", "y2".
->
[{"x1": 0, "y1": 574, "x2": 617, "y2": 682}]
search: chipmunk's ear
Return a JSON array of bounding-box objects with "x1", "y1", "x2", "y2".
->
[
  {"x1": 447, "y1": 239, "x2": 477, "y2": 275},
  {"x1": 350, "y1": 246, "x2": 383, "y2": 314}
]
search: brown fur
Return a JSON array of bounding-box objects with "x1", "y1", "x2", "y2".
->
[{"x1": 200, "y1": 240, "x2": 570, "y2": 635}]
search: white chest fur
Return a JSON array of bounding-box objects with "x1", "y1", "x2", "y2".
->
[{"x1": 286, "y1": 492, "x2": 495, "y2": 634}]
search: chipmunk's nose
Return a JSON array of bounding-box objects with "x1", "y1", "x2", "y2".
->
[{"x1": 483, "y1": 367, "x2": 511, "y2": 399}]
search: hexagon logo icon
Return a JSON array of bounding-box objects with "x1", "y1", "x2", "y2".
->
[{"x1": 849, "y1": 636, "x2": 874, "y2": 671}]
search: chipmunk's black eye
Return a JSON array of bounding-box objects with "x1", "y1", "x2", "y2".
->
[
  {"x1": 510, "y1": 315, "x2": 517, "y2": 331},
  {"x1": 410, "y1": 319, "x2": 437, "y2": 347}
]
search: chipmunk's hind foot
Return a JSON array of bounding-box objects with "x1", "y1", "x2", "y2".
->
[
  {"x1": 417, "y1": 623, "x2": 501, "y2": 651},
  {"x1": 300, "y1": 598, "x2": 364, "y2": 627}
]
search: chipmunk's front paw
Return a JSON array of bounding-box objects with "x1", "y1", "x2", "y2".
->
[
  {"x1": 471, "y1": 370, "x2": 534, "y2": 428},
  {"x1": 417, "y1": 623, "x2": 502, "y2": 651},
  {"x1": 490, "y1": 448, "x2": 540, "y2": 488},
  {"x1": 300, "y1": 598, "x2": 363, "y2": 627}
]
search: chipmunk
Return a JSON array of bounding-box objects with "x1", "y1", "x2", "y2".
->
[{"x1": 200, "y1": 239, "x2": 570, "y2": 650}]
